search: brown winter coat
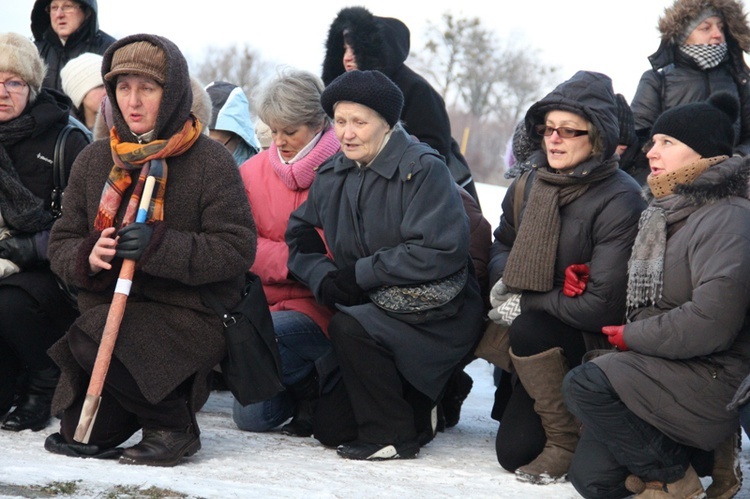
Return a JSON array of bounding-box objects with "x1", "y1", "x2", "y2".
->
[{"x1": 47, "y1": 34, "x2": 256, "y2": 415}]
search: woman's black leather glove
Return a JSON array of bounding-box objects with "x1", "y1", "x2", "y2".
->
[
  {"x1": 115, "y1": 223, "x2": 153, "y2": 261},
  {"x1": 319, "y1": 265, "x2": 366, "y2": 308},
  {"x1": 288, "y1": 224, "x2": 326, "y2": 254},
  {"x1": 0, "y1": 232, "x2": 46, "y2": 269}
]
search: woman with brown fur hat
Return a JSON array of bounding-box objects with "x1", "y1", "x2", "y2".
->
[
  {"x1": 630, "y1": 0, "x2": 750, "y2": 156},
  {"x1": 0, "y1": 32, "x2": 89, "y2": 433}
]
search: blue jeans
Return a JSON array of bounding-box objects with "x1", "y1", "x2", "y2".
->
[
  {"x1": 233, "y1": 310, "x2": 332, "y2": 431},
  {"x1": 739, "y1": 402, "x2": 750, "y2": 441}
]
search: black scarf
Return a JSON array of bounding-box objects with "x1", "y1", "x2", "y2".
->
[{"x1": 0, "y1": 114, "x2": 55, "y2": 233}]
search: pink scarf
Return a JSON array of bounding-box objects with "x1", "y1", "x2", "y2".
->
[{"x1": 268, "y1": 126, "x2": 340, "y2": 190}]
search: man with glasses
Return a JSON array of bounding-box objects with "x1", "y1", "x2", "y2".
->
[{"x1": 30, "y1": 0, "x2": 116, "y2": 93}]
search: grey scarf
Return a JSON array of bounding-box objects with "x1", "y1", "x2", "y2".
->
[{"x1": 626, "y1": 195, "x2": 699, "y2": 315}]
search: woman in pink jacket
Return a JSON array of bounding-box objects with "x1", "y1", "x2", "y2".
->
[{"x1": 234, "y1": 69, "x2": 340, "y2": 436}]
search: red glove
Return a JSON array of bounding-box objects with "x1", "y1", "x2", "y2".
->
[
  {"x1": 563, "y1": 264, "x2": 590, "y2": 297},
  {"x1": 602, "y1": 325, "x2": 628, "y2": 351}
]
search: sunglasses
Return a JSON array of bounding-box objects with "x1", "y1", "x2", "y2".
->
[{"x1": 535, "y1": 125, "x2": 589, "y2": 139}]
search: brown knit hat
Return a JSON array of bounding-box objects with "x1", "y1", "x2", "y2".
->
[{"x1": 104, "y1": 40, "x2": 167, "y2": 84}]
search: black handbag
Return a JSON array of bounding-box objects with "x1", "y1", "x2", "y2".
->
[{"x1": 200, "y1": 272, "x2": 284, "y2": 406}]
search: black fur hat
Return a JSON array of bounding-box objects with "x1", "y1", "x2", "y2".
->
[{"x1": 321, "y1": 70, "x2": 404, "y2": 127}]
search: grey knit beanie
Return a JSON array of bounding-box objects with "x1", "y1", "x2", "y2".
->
[
  {"x1": 679, "y1": 8, "x2": 722, "y2": 44},
  {"x1": 321, "y1": 70, "x2": 403, "y2": 127}
]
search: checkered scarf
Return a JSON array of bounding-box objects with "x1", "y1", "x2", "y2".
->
[{"x1": 679, "y1": 43, "x2": 728, "y2": 70}]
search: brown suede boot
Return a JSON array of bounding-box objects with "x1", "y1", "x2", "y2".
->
[
  {"x1": 626, "y1": 465, "x2": 706, "y2": 498},
  {"x1": 511, "y1": 347, "x2": 579, "y2": 484},
  {"x1": 706, "y1": 431, "x2": 742, "y2": 499}
]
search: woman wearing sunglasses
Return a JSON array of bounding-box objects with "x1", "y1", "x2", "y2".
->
[{"x1": 487, "y1": 70, "x2": 645, "y2": 484}]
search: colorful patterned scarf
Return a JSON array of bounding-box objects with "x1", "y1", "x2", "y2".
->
[{"x1": 94, "y1": 116, "x2": 202, "y2": 231}]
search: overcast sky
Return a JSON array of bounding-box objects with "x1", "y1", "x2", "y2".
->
[{"x1": 4, "y1": 0, "x2": 749, "y2": 102}]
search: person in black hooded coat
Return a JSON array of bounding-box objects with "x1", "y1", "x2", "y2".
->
[
  {"x1": 30, "y1": 0, "x2": 116, "y2": 92},
  {"x1": 322, "y1": 6, "x2": 477, "y2": 202}
]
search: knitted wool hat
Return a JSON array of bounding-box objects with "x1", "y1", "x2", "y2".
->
[
  {"x1": 321, "y1": 70, "x2": 403, "y2": 127},
  {"x1": 61, "y1": 52, "x2": 104, "y2": 108},
  {"x1": 679, "y1": 8, "x2": 722, "y2": 44},
  {"x1": 615, "y1": 93, "x2": 636, "y2": 146},
  {"x1": 104, "y1": 40, "x2": 167, "y2": 84},
  {"x1": 0, "y1": 33, "x2": 46, "y2": 93},
  {"x1": 651, "y1": 91, "x2": 737, "y2": 157}
]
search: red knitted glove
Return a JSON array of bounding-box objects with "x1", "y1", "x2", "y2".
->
[
  {"x1": 563, "y1": 263, "x2": 590, "y2": 297},
  {"x1": 602, "y1": 325, "x2": 628, "y2": 351}
]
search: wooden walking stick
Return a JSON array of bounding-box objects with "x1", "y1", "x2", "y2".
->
[{"x1": 74, "y1": 171, "x2": 159, "y2": 443}]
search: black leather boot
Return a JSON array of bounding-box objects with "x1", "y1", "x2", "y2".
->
[
  {"x1": 1, "y1": 366, "x2": 59, "y2": 432},
  {"x1": 281, "y1": 373, "x2": 319, "y2": 437},
  {"x1": 44, "y1": 432, "x2": 124, "y2": 459},
  {"x1": 119, "y1": 425, "x2": 201, "y2": 467}
]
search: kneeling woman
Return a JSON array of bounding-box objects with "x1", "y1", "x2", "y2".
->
[
  {"x1": 564, "y1": 93, "x2": 750, "y2": 498},
  {"x1": 286, "y1": 70, "x2": 484, "y2": 460},
  {"x1": 45, "y1": 34, "x2": 255, "y2": 466}
]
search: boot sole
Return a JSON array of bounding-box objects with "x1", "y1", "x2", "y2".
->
[
  {"x1": 119, "y1": 438, "x2": 201, "y2": 467},
  {"x1": 515, "y1": 469, "x2": 568, "y2": 485},
  {"x1": 1, "y1": 419, "x2": 50, "y2": 432}
]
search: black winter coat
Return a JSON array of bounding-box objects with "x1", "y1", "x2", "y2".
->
[
  {"x1": 31, "y1": 0, "x2": 116, "y2": 92},
  {"x1": 0, "y1": 89, "x2": 89, "y2": 328}
]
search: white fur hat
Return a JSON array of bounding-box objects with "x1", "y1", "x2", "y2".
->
[
  {"x1": 0, "y1": 33, "x2": 46, "y2": 94},
  {"x1": 61, "y1": 52, "x2": 104, "y2": 108}
]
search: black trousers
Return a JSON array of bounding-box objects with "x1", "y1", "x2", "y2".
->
[
  {"x1": 563, "y1": 362, "x2": 693, "y2": 499},
  {"x1": 315, "y1": 312, "x2": 433, "y2": 447},
  {"x1": 494, "y1": 311, "x2": 587, "y2": 471},
  {"x1": 58, "y1": 325, "x2": 192, "y2": 448},
  {"x1": 0, "y1": 286, "x2": 70, "y2": 413}
]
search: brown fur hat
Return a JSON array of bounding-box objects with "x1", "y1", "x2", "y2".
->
[{"x1": 658, "y1": 0, "x2": 750, "y2": 52}]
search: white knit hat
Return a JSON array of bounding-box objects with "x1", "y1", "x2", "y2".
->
[{"x1": 61, "y1": 52, "x2": 104, "y2": 109}]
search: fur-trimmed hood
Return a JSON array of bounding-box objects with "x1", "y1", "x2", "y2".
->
[
  {"x1": 650, "y1": 0, "x2": 750, "y2": 71},
  {"x1": 322, "y1": 6, "x2": 410, "y2": 86},
  {"x1": 674, "y1": 154, "x2": 750, "y2": 204}
]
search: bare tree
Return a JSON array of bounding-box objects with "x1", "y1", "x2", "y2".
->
[
  {"x1": 189, "y1": 44, "x2": 273, "y2": 111},
  {"x1": 412, "y1": 13, "x2": 559, "y2": 184}
]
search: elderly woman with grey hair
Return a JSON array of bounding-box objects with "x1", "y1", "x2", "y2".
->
[{"x1": 233, "y1": 68, "x2": 340, "y2": 437}]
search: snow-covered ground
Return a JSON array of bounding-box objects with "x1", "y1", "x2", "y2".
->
[{"x1": 2, "y1": 184, "x2": 749, "y2": 498}]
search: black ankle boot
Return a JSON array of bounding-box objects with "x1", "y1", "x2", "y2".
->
[
  {"x1": 1, "y1": 366, "x2": 59, "y2": 432},
  {"x1": 119, "y1": 425, "x2": 201, "y2": 467},
  {"x1": 281, "y1": 373, "x2": 319, "y2": 437},
  {"x1": 440, "y1": 369, "x2": 473, "y2": 428}
]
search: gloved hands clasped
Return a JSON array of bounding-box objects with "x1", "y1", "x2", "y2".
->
[
  {"x1": 488, "y1": 278, "x2": 521, "y2": 326},
  {"x1": 319, "y1": 265, "x2": 366, "y2": 308},
  {"x1": 563, "y1": 263, "x2": 589, "y2": 297},
  {"x1": 115, "y1": 222, "x2": 153, "y2": 261},
  {"x1": 602, "y1": 325, "x2": 627, "y2": 351},
  {"x1": 0, "y1": 231, "x2": 48, "y2": 269}
]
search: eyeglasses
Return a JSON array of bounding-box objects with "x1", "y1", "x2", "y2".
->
[
  {"x1": 534, "y1": 125, "x2": 589, "y2": 138},
  {"x1": 0, "y1": 79, "x2": 28, "y2": 95},
  {"x1": 46, "y1": 2, "x2": 81, "y2": 14}
]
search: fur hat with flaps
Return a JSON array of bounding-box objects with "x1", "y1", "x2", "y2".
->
[
  {"x1": 101, "y1": 33, "x2": 192, "y2": 141},
  {"x1": 658, "y1": 0, "x2": 750, "y2": 51},
  {"x1": 0, "y1": 32, "x2": 46, "y2": 94},
  {"x1": 651, "y1": 91, "x2": 738, "y2": 157}
]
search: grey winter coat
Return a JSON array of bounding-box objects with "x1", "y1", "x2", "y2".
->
[
  {"x1": 47, "y1": 34, "x2": 256, "y2": 415},
  {"x1": 489, "y1": 71, "x2": 646, "y2": 335},
  {"x1": 286, "y1": 128, "x2": 484, "y2": 399},
  {"x1": 593, "y1": 156, "x2": 750, "y2": 451},
  {"x1": 630, "y1": 0, "x2": 750, "y2": 155}
]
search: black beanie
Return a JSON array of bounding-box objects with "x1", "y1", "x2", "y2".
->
[
  {"x1": 615, "y1": 94, "x2": 636, "y2": 146},
  {"x1": 321, "y1": 70, "x2": 404, "y2": 127},
  {"x1": 651, "y1": 92, "x2": 738, "y2": 157}
]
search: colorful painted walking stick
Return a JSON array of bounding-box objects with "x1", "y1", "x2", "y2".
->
[{"x1": 74, "y1": 168, "x2": 159, "y2": 443}]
